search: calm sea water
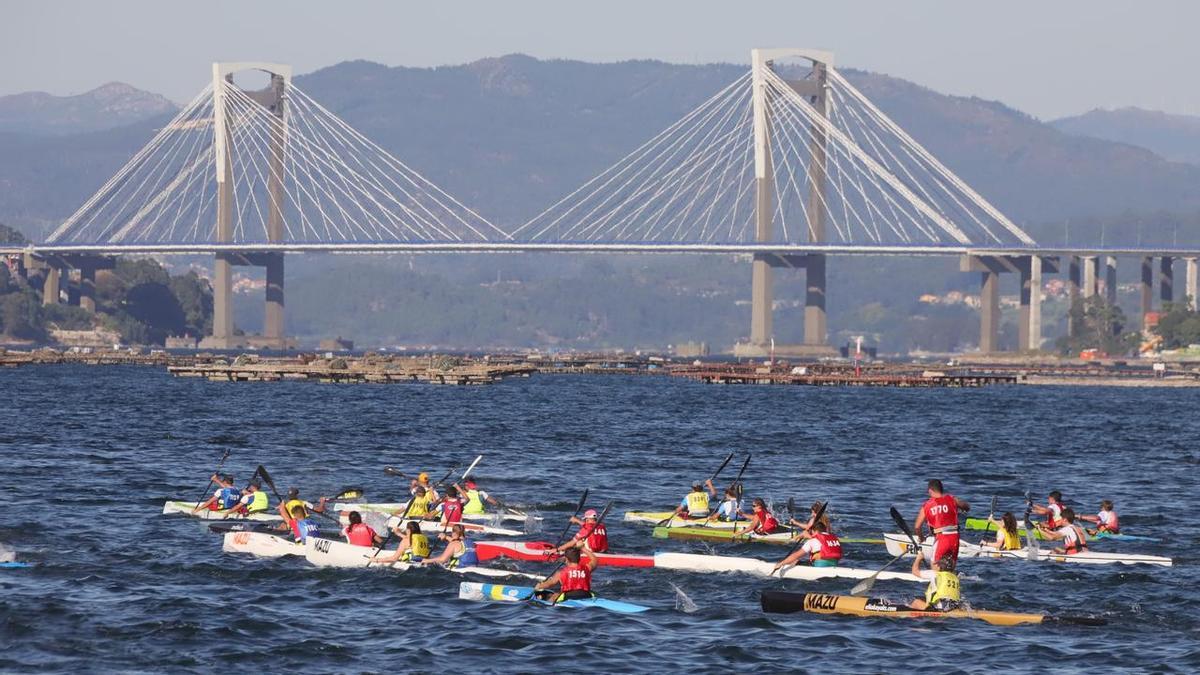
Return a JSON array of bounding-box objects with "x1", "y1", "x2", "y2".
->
[{"x1": 1, "y1": 365, "x2": 1197, "y2": 673}]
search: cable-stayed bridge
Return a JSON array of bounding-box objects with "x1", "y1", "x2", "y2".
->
[{"x1": 8, "y1": 50, "x2": 1198, "y2": 353}]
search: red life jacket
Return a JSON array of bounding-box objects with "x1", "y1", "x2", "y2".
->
[
  {"x1": 813, "y1": 532, "x2": 843, "y2": 561},
  {"x1": 441, "y1": 497, "x2": 464, "y2": 524},
  {"x1": 1045, "y1": 504, "x2": 1063, "y2": 529},
  {"x1": 754, "y1": 510, "x2": 779, "y2": 535},
  {"x1": 923, "y1": 494, "x2": 958, "y2": 533},
  {"x1": 579, "y1": 522, "x2": 608, "y2": 553},
  {"x1": 345, "y1": 522, "x2": 377, "y2": 547},
  {"x1": 560, "y1": 562, "x2": 592, "y2": 593}
]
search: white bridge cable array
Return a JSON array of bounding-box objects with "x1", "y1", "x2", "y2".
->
[
  {"x1": 514, "y1": 64, "x2": 1035, "y2": 247},
  {"x1": 47, "y1": 79, "x2": 507, "y2": 245}
]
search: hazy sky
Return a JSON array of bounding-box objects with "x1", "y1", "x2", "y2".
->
[{"x1": 2, "y1": 1, "x2": 1196, "y2": 119}]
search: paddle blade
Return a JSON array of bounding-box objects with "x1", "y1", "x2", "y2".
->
[
  {"x1": 363, "y1": 511, "x2": 390, "y2": 533},
  {"x1": 382, "y1": 467, "x2": 406, "y2": 477},
  {"x1": 335, "y1": 487, "x2": 365, "y2": 500},
  {"x1": 710, "y1": 452, "x2": 735, "y2": 482},
  {"x1": 850, "y1": 577, "x2": 875, "y2": 596},
  {"x1": 257, "y1": 465, "x2": 278, "y2": 494},
  {"x1": 670, "y1": 582, "x2": 699, "y2": 613}
]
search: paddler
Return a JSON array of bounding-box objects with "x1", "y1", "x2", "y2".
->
[
  {"x1": 556, "y1": 508, "x2": 609, "y2": 554},
  {"x1": 771, "y1": 518, "x2": 842, "y2": 572},
  {"x1": 457, "y1": 478, "x2": 500, "y2": 516},
  {"x1": 420, "y1": 524, "x2": 478, "y2": 569},
  {"x1": 277, "y1": 487, "x2": 329, "y2": 522},
  {"x1": 534, "y1": 543, "x2": 598, "y2": 601},
  {"x1": 1037, "y1": 507, "x2": 1088, "y2": 554},
  {"x1": 1080, "y1": 500, "x2": 1120, "y2": 535},
  {"x1": 909, "y1": 550, "x2": 962, "y2": 612},
  {"x1": 285, "y1": 503, "x2": 320, "y2": 543},
  {"x1": 410, "y1": 472, "x2": 440, "y2": 502},
  {"x1": 342, "y1": 510, "x2": 385, "y2": 547},
  {"x1": 226, "y1": 480, "x2": 270, "y2": 516},
  {"x1": 1031, "y1": 490, "x2": 1065, "y2": 529},
  {"x1": 193, "y1": 474, "x2": 241, "y2": 513},
  {"x1": 373, "y1": 521, "x2": 431, "y2": 565},
  {"x1": 673, "y1": 480, "x2": 717, "y2": 520},
  {"x1": 788, "y1": 500, "x2": 830, "y2": 534},
  {"x1": 710, "y1": 485, "x2": 746, "y2": 523},
  {"x1": 912, "y1": 479, "x2": 970, "y2": 564},
  {"x1": 393, "y1": 485, "x2": 435, "y2": 521},
  {"x1": 735, "y1": 498, "x2": 780, "y2": 536},
  {"x1": 979, "y1": 511, "x2": 1022, "y2": 551},
  {"x1": 433, "y1": 485, "x2": 466, "y2": 527}
]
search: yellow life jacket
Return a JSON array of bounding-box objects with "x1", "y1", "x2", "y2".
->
[
  {"x1": 925, "y1": 571, "x2": 961, "y2": 605},
  {"x1": 1001, "y1": 528, "x2": 1021, "y2": 551},
  {"x1": 402, "y1": 533, "x2": 431, "y2": 561},
  {"x1": 463, "y1": 489, "x2": 485, "y2": 515},
  {"x1": 407, "y1": 494, "x2": 431, "y2": 518},
  {"x1": 284, "y1": 499, "x2": 308, "y2": 518},
  {"x1": 685, "y1": 490, "x2": 710, "y2": 516},
  {"x1": 246, "y1": 490, "x2": 269, "y2": 513}
]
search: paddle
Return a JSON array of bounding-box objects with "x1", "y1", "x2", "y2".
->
[
  {"x1": 194, "y1": 449, "x2": 232, "y2": 507},
  {"x1": 1023, "y1": 491, "x2": 1040, "y2": 562},
  {"x1": 551, "y1": 489, "x2": 590, "y2": 552},
  {"x1": 539, "y1": 500, "x2": 614, "y2": 606},
  {"x1": 657, "y1": 452, "x2": 734, "y2": 527},
  {"x1": 729, "y1": 453, "x2": 752, "y2": 497},
  {"x1": 773, "y1": 500, "x2": 827, "y2": 577},
  {"x1": 786, "y1": 497, "x2": 796, "y2": 537},
  {"x1": 383, "y1": 466, "x2": 407, "y2": 477},
  {"x1": 893, "y1": 505, "x2": 924, "y2": 554},
  {"x1": 850, "y1": 506, "x2": 912, "y2": 595},
  {"x1": 220, "y1": 465, "x2": 268, "y2": 519},
  {"x1": 983, "y1": 495, "x2": 997, "y2": 534}
]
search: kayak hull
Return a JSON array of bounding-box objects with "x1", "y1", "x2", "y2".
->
[
  {"x1": 882, "y1": 533, "x2": 1172, "y2": 566},
  {"x1": 303, "y1": 537, "x2": 536, "y2": 578},
  {"x1": 458, "y1": 582, "x2": 650, "y2": 613},
  {"x1": 334, "y1": 502, "x2": 540, "y2": 524},
  {"x1": 625, "y1": 511, "x2": 743, "y2": 529},
  {"x1": 653, "y1": 552, "x2": 921, "y2": 582},
  {"x1": 222, "y1": 531, "x2": 303, "y2": 557},
  {"x1": 163, "y1": 500, "x2": 281, "y2": 522},
  {"x1": 761, "y1": 591, "x2": 1049, "y2": 627},
  {"x1": 0, "y1": 562, "x2": 32, "y2": 568},
  {"x1": 964, "y1": 517, "x2": 1157, "y2": 542},
  {"x1": 653, "y1": 526, "x2": 882, "y2": 546},
  {"x1": 336, "y1": 513, "x2": 523, "y2": 537},
  {"x1": 473, "y1": 541, "x2": 655, "y2": 567}
]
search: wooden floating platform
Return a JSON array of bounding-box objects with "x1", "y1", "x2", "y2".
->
[
  {"x1": 673, "y1": 368, "x2": 1015, "y2": 387},
  {"x1": 167, "y1": 355, "x2": 535, "y2": 385}
]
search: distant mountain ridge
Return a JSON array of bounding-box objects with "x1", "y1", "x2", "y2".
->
[
  {"x1": 0, "y1": 82, "x2": 177, "y2": 135},
  {"x1": 1051, "y1": 106, "x2": 1200, "y2": 167}
]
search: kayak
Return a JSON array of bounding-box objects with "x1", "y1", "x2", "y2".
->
[
  {"x1": 474, "y1": 541, "x2": 655, "y2": 568},
  {"x1": 882, "y1": 533, "x2": 1173, "y2": 566},
  {"x1": 334, "y1": 502, "x2": 540, "y2": 524},
  {"x1": 207, "y1": 521, "x2": 283, "y2": 534},
  {"x1": 458, "y1": 582, "x2": 650, "y2": 614},
  {"x1": 760, "y1": 591, "x2": 1105, "y2": 627},
  {"x1": 653, "y1": 526, "x2": 883, "y2": 546},
  {"x1": 222, "y1": 531, "x2": 304, "y2": 557},
  {"x1": 964, "y1": 517, "x2": 1159, "y2": 542},
  {"x1": 625, "y1": 511, "x2": 745, "y2": 529},
  {"x1": 653, "y1": 552, "x2": 922, "y2": 583},
  {"x1": 0, "y1": 562, "x2": 32, "y2": 568},
  {"x1": 335, "y1": 512, "x2": 524, "y2": 537},
  {"x1": 162, "y1": 500, "x2": 281, "y2": 522},
  {"x1": 302, "y1": 537, "x2": 538, "y2": 579}
]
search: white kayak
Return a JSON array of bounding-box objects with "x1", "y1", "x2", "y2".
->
[
  {"x1": 302, "y1": 537, "x2": 539, "y2": 579},
  {"x1": 222, "y1": 531, "x2": 303, "y2": 557},
  {"x1": 334, "y1": 502, "x2": 540, "y2": 524},
  {"x1": 162, "y1": 500, "x2": 282, "y2": 522},
  {"x1": 882, "y1": 533, "x2": 1173, "y2": 567},
  {"x1": 652, "y1": 551, "x2": 923, "y2": 583},
  {"x1": 623, "y1": 511, "x2": 743, "y2": 529},
  {"x1": 335, "y1": 512, "x2": 524, "y2": 537}
]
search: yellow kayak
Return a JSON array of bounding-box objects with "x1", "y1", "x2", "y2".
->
[{"x1": 761, "y1": 592, "x2": 1105, "y2": 627}]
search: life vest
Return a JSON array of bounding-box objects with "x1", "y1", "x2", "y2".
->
[
  {"x1": 924, "y1": 571, "x2": 961, "y2": 605},
  {"x1": 922, "y1": 494, "x2": 958, "y2": 534},
  {"x1": 463, "y1": 489, "x2": 486, "y2": 515},
  {"x1": 283, "y1": 499, "x2": 308, "y2": 518},
  {"x1": 560, "y1": 562, "x2": 592, "y2": 593},
  {"x1": 441, "y1": 497, "x2": 464, "y2": 524},
  {"x1": 217, "y1": 487, "x2": 241, "y2": 510},
  {"x1": 685, "y1": 491, "x2": 710, "y2": 517},
  {"x1": 246, "y1": 491, "x2": 269, "y2": 513},
  {"x1": 579, "y1": 522, "x2": 608, "y2": 553},
  {"x1": 345, "y1": 522, "x2": 377, "y2": 547},
  {"x1": 1097, "y1": 510, "x2": 1119, "y2": 533},
  {"x1": 1045, "y1": 503, "x2": 1063, "y2": 529},
  {"x1": 1062, "y1": 525, "x2": 1087, "y2": 554},
  {"x1": 403, "y1": 533, "x2": 431, "y2": 561},
  {"x1": 1001, "y1": 528, "x2": 1021, "y2": 551},
  {"x1": 291, "y1": 518, "x2": 319, "y2": 543},
  {"x1": 812, "y1": 532, "x2": 842, "y2": 561},
  {"x1": 406, "y1": 494, "x2": 431, "y2": 518},
  {"x1": 448, "y1": 540, "x2": 478, "y2": 568},
  {"x1": 754, "y1": 510, "x2": 779, "y2": 535}
]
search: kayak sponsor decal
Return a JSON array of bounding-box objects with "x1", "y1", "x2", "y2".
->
[
  {"x1": 314, "y1": 539, "x2": 333, "y2": 553},
  {"x1": 863, "y1": 601, "x2": 899, "y2": 613},
  {"x1": 804, "y1": 594, "x2": 840, "y2": 611}
]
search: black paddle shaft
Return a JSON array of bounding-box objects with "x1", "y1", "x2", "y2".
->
[
  {"x1": 553, "y1": 489, "x2": 590, "y2": 549},
  {"x1": 196, "y1": 449, "x2": 232, "y2": 504}
]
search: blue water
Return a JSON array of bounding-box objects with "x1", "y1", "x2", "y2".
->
[{"x1": 1, "y1": 366, "x2": 1197, "y2": 672}]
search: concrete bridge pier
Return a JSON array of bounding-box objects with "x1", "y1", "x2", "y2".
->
[
  {"x1": 1186, "y1": 257, "x2": 1198, "y2": 311},
  {"x1": 1161, "y1": 256, "x2": 1174, "y2": 304},
  {"x1": 1104, "y1": 256, "x2": 1118, "y2": 305},
  {"x1": 964, "y1": 254, "x2": 1056, "y2": 353},
  {"x1": 1141, "y1": 256, "x2": 1154, "y2": 330},
  {"x1": 1082, "y1": 256, "x2": 1098, "y2": 298},
  {"x1": 1067, "y1": 256, "x2": 1081, "y2": 336}
]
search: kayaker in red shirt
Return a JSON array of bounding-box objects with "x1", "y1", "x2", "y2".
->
[
  {"x1": 534, "y1": 544, "x2": 598, "y2": 602},
  {"x1": 557, "y1": 509, "x2": 609, "y2": 554},
  {"x1": 341, "y1": 511, "x2": 384, "y2": 547},
  {"x1": 735, "y1": 498, "x2": 780, "y2": 536},
  {"x1": 912, "y1": 479, "x2": 969, "y2": 564}
]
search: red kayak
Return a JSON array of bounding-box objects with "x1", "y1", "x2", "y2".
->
[{"x1": 474, "y1": 541, "x2": 654, "y2": 568}]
